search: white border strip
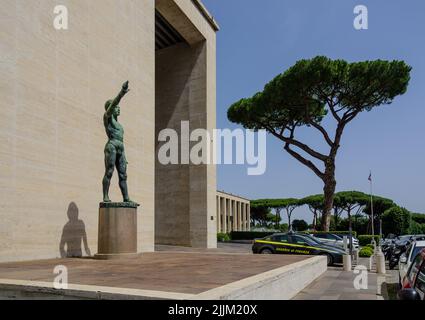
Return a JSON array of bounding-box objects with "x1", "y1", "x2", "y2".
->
[{"x1": 0, "y1": 279, "x2": 194, "y2": 300}]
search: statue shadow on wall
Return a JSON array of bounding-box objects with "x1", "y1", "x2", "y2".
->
[{"x1": 59, "y1": 202, "x2": 91, "y2": 258}]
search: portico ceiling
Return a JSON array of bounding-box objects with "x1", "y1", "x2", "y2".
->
[{"x1": 155, "y1": 10, "x2": 185, "y2": 51}]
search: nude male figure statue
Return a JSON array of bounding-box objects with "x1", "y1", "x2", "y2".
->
[{"x1": 102, "y1": 81, "x2": 132, "y2": 203}]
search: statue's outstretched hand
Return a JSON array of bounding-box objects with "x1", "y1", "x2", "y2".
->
[{"x1": 122, "y1": 81, "x2": 130, "y2": 94}]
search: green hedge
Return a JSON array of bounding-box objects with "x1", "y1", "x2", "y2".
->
[
  {"x1": 358, "y1": 235, "x2": 381, "y2": 246},
  {"x1": 306, "y1": 231, "x2": 358, "y2": 238},
  {"x1": 217, "y1": 233, "x2": 231, "y2": 242},
  {"x1": 230, "y1": 231, "x2": 275, "y2": 241},
  {"x1": 359, "y1": 247, "x2": 374, "y2": 258}
]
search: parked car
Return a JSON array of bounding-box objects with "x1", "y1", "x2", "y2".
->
[
  {"x1": 399, "y1": 240, "x2": 425, "y2": 284},
  {"x1": 252, "y1": 232, "x2": 346, "y2": 266},
  {"x1": 398, "y1": 249, "x2": 425, "y2": 300},
  {"x1": 312, "y1": 233, "x2": 359, "y2": 250},
  {"x1": 413, "y1": 234, "x2": 425, "y2": 241}
]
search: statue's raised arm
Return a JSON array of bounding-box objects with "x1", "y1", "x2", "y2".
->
[{"x1": 105, "y1": 81, "x2": 130, "y2": 118}]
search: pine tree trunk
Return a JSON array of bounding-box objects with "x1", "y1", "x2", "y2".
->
[
  {"x1": 276, "y1": 208, "x2": 281, "y2": 228},
  {"x1": 321, "y1": 164, "x2": 336, "y2": 232},
  {"x1": 287, "y1": 209, "x2": 292, "y2": 230},
  {"x1": 348, "y1": 210, "x2": 352, "y2": 232},
  {"x1": 334, "y1": 208, "x2": 339, "y2": 230},
  {"x1": 320, "y1": 122, "x2": 344, "y2": 232}
]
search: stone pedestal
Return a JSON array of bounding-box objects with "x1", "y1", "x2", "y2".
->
[
  {"x1": 343, "y1": 255, "x2": 352, "y2": 271},
  {"x1": 375, "y1": 248, "x2": 386, "y2": 275},
  {"x1": 95, "y1": 202, "x2": 140, "y2": 260}
]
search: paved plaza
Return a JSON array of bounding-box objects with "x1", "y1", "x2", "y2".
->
[
  {"x1": 0, "y1": 250, "x2": 307, "y2": 295},
  {"x1": 0, "y1": 243, "x2": 399, "y2": 300}
]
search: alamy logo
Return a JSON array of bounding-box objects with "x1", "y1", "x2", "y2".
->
[
  {"x1": 53, "y1": 265, "x2": 68, "y2": 289},
  {"x1": 354, "y1": 5, "x2": 369, "y2": 30},
  {"x1": 53, "y1": 5, "x2": 69, "y2": 30},
  {"x1": 158, "y1": 121, "x2": 267, "y2": 176},
  {"x1": 353, "y1": 265, "x2": 368, "y2": 290}
]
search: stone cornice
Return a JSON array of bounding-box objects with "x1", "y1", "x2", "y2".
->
[{"x1": 192, "y1": 0, "x2": 220, "y2": 31}]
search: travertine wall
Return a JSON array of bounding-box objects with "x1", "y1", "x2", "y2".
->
[
  {"x1": 0, "y1": 0, "x2": 217, "y2": 262},
  {"x1": 0, "y1": 0, "x2": 156, "y2": 262},
  {"x1": 155, "y1": 0, "x2": 217, "y2": 248}
]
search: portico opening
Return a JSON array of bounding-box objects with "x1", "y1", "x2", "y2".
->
[{"x1": 154, "y1": 0, "x2": 217, "y2": 248}]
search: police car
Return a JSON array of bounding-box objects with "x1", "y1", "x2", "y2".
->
[{"x1": 252, "y1": 232, "x2": 346, "y2": 266}]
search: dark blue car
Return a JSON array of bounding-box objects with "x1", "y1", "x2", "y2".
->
[{"x1": 252, "y1": 232, "x2": 346, "y2": 266}]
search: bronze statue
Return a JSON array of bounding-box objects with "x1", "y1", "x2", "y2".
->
[{"x1": 102, "y1": 81, "x2": 132, "y2": 203}]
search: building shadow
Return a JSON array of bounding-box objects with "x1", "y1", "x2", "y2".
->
[{"x1": 59, "y1": 202, "x2": 91, "y2": 258}]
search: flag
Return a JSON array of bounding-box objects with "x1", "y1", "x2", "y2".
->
[{"x1": 368, "y1": 172, "x2": 372, "y2": 182}]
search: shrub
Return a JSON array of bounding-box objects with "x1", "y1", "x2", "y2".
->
[
  {"x1": 230, "y1": 231, "x2": 275, "y2": 241},
  {"x1": 365, "y1": 244, "x2": 375, "y2": 250},
  {"x1": 359, "y1": 247, "x2": 374, "y2": 258},
  {"x1": 217, "y1": 233, "x2": 231, "y2": 242},
  {"x1": 292, "y1": 219, "x2": 308, "y2": 232},
  {"x1": 358, "y1": 235, "x2": 381, "y2": 246}
]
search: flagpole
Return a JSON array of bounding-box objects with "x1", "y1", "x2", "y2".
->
[
  {"x1": 369, "y1": 171, "x2": 385, "y2": 273},
  {"x1": 369, "y1": 171, "x2": 375, "y2": 237}
]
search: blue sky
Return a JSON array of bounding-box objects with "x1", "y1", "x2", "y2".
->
[{"x1": 202, "y1": 0, "x2": 425, "y2": 222}]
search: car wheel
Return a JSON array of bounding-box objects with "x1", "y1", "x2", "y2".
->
[
  {"x1": 260, "y1": 248, "x2": 274, "y2": 254},
  {"x1": 322, "y1": 253, "x2": 333, "y2": 266}
]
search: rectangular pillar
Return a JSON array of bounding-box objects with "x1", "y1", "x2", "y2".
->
[
  {"x1": 239, "y1": 202, "x2": 243, "y2": 232},
  {"x1": 224, "y1": 199, "x2": 228, "y2": 233},
  {"x1": 217, "y1": 196, "x2": 221, "y2": 233},
  {"x1": 241, "y1": 203, "x2": 246, "y2": 231},
  {"x1": 232, "y1": 200, "x2": 236, "y2": 232},
  {"x1": 247, "y1": 204, "x2": 251, "y2": 231}
]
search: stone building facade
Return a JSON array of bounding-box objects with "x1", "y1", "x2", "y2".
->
[{"x1": 216, "y1": 191, "x2": 251, "y2": 234}]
